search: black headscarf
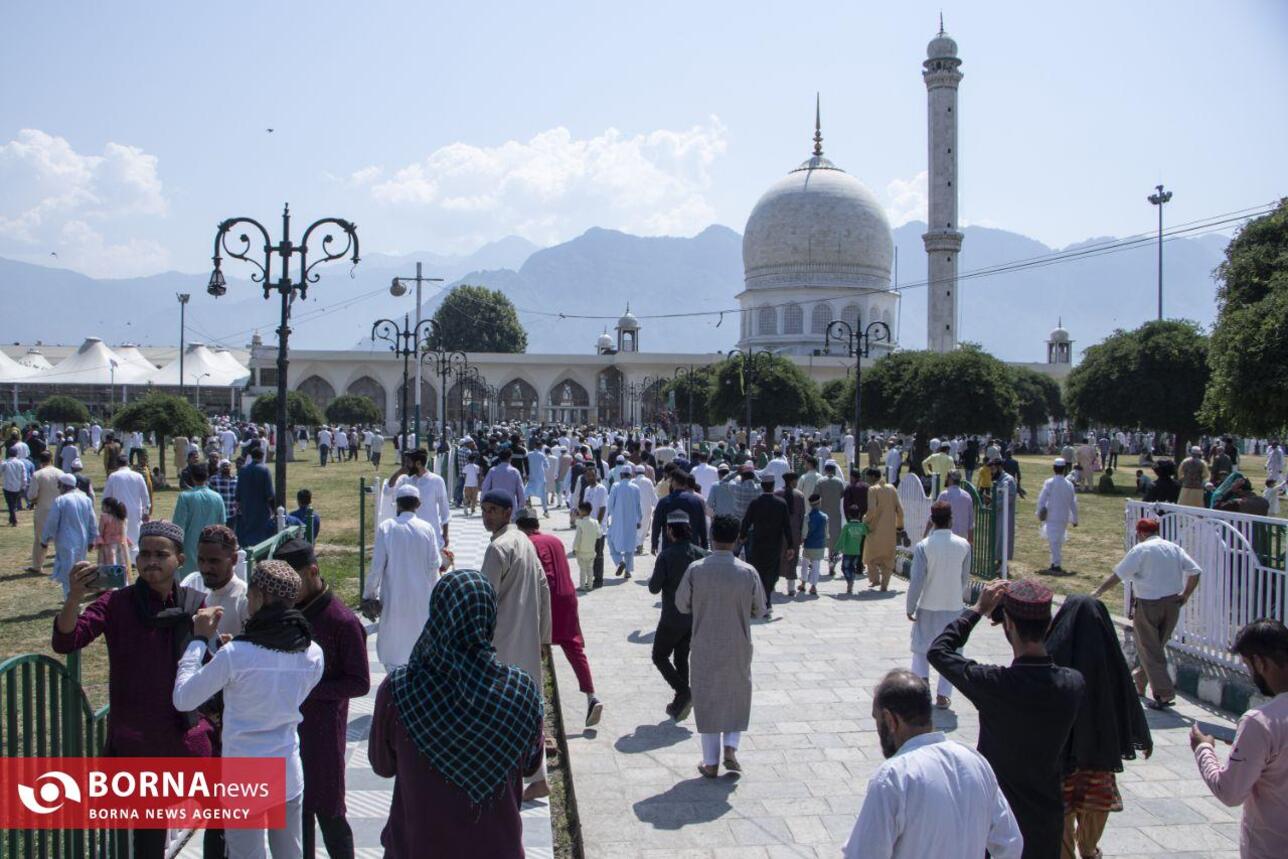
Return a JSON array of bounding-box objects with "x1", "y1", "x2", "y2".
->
[
  {"x1": 234, "y1": 604, "x2": 312, "y2": 653},
  {"x1": 1046, "y1": 595, "x2": 1152, "y2": 773}
]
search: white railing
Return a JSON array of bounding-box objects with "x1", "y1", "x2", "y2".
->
[
  {"x1": 1124, "y1": 500, "x2": 1287, "y2": 671},
  {"x1": 895, "y1": 474, "x2": 939, "y2": 571}
]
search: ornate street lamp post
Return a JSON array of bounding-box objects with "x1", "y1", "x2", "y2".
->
[
  {"x1": 422, "y1": 346, "x2": 469, "y2": 450},
  {"x1": 389, "y1": 263, "x2": 444, "y2": 443},
  {"x1": 1147, "y1": 184, "x2": 1173, "y2": 320},
  {"x1": 722, "y1": 348, "x2": 774, "y2": 434},
  {"x1": 208, "y1": 204, "x2": 359, "y2": 508},
  {"x1": 824, "y1": 317, "x2": 891, "y2": 440},
  {"x1": 673, "y1": 365, "x2": 700, "y2": 449},
  {"x1": 371, "y1": 313, "x2": 435, "y2": 451}
]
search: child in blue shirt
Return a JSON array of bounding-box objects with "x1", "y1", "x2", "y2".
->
[{"x1": 797, "y1": 493, "x2": 829, "y2": 596}]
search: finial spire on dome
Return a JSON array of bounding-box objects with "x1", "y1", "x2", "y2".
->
[
  {"x1": 1058, "y1": 315, "x2": 1063, "y2": 328},
  {"x1": 939, "y1": 11, "x2": 945, "y2": 35},
  {"x1": 813, "y1": 93, "x2": 824, "y2": 157}
]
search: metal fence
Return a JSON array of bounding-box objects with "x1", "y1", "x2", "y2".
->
[
  {"x1": 1124, "y1": 500, "x2": 1287, "y2": 672},
  {"x1": 895, "y1": 475, "x2": 1010, "y2": 587}
]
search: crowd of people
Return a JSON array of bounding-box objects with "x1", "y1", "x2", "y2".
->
[{"x1": 7, "y1": 412, "x2": 1287, "y2": 857}]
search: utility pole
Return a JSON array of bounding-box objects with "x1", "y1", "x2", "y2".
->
[
  {"x1": 1147, "y1": 184, "x2": 1173, "y2": 320},
  {"x1": 391, "y1": 263, "x2": 444, "y2": 446},
  {"x1": 177, "y1": 293, "x2": 190, "y2": 394}
]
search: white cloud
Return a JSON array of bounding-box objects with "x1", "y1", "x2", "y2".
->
[
  {"x1": 351, "y1": 119, "x2": 728, "y2": 250},
  {"x1": 0, "y1": 129, "x2": 169, "y2": 277},
  {"x1": 885, "y1": 170, "x2": 927, "y2": 226}
]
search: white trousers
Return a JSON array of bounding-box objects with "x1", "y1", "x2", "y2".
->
[
  {"x1": 1046, "y1": 523, "x2": 1067, "y2": 566},
  {"x1": 223, "y1": 792, "x2": 302, "y2": 858},
  {"x1": 700, "y1": 731, "x2": 742, "y2": 766},
  {"x1": 798, "y1": 555, "x2": 821, "y2": 587},
  {"x1": 910, "y1": 651, "x2": 954, "y2": 698}
]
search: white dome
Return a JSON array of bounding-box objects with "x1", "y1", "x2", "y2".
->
[
  {"x1": 742, "y1": 159, "x2": 893, "y2": 289},
  {"x1": 928, "y1": 33, "x2": 958, "y2": 59},
  {"x1": 616, "y1": 309, "x2": 639, "y2": 330},
  {"x1": 1049, "y1": 327, "x2": 1070, "y2": 343},
  {"x1": 596, "y1": 332, "x2": 613, "y2": 349}
]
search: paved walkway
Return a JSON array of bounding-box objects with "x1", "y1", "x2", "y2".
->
[
  {"x1": 549, "y1": 532, "x2": 1245, "y2": 858},
  {"x1": 181, "y1": 510, "x2": 553, "y2": 858}
]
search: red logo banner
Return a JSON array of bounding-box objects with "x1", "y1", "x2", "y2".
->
[{"x1": 0, "y1": 758, "x2": 286, "y2": 829}]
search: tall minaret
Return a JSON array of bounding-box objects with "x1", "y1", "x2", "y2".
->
[{"x1": 923, "y1": 16, "x2": 963, "y2": 353}]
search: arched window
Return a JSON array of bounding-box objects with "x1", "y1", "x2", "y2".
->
[
  {"x1": 841, "y1": 303, "x2": 861, "y2": 331},
  {"x1": 783, "y1": 303, "x2": 803, "y2": 334},
  {"x1": 810, "y1": 302, "x2": 834, "y2": 334},
  {"x1": 395, "y1": 379, "x2": 438, "y2": 422},
  {"x1": 499, "y1": 379, "x2": 539, "y2": 422},
  {"x1": 757, "y1": 306, "x2": 777, "y2": 336},
  {"x1": 346, "y1": 376, "x2": 387, "y2": 423},
  {"x1": 296, "y1": 375, "x2": 336, "y2": 412}
]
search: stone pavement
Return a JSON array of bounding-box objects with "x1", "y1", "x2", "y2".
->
[
  {"x1": 180, "y1": 509, "x2": 553, "y2": 858},
  {"x1": 549, "y1": 533, "x2": 1246, "y2": 858}
]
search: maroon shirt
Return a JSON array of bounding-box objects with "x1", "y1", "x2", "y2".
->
[
  {"x1": 369, "y1": 678, "x2": 541, "y2": 858},
  {"x1": 51, "y1": 586, "x2": 214, "y2": 757},
  {"x1": 298, "y1": 590, "x2": 370, "y2": 817},
  {"x1": 843, "y1": 480, "x2": 870, "y2": 518},
  {"x1": 525, "y1": 530, "x2": 583, "y2": 645}
]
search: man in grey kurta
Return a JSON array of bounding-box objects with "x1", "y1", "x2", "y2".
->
[
  {"x1": 479, "y1": 489, "x2": 552, "y2": 799},
  {"x1": 675, "y1": 513, "x2": 766, "y2": 778}
]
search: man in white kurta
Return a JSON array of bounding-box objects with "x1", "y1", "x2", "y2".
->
[
  {"x1": 885, "y1": 443, "x2": 903, "y2": 486},
  {"x1": 690, "y1": 453, "x2": 719, "y2": 499},
  {"x1": 391, "y1": 450, "x2": 452, "y2": 546},
  {"x1": 1036, "y1": 458, "x2": 1078, "y2": 571},
  {"x1": 633, "y1": 465, "x2": 658, "y2": 550},
  {"x1": 843, "y1": 670, "x2": 1022, "y2": 859},
  {"x1": 103, "y1": 456, "x2": 151, "y2": 560},
  {"x1": 906, "y1": 503, "x2": 972, "y2": 705},
  {"x1": 1267, "y1": 441, "x2": 1285, "y2": 483},
  {"x1": 364, "y1": 485, "x2": 442, "y2": 670},
  {"x1": 41, "y1": 476, "x2": 97, "y2": 597},
  {"x1": 604, "y1": 465, "x2": 643, "y2": 577},
  {"x1": 219, "y1": 426, "x2": 238, "y2": 460}
]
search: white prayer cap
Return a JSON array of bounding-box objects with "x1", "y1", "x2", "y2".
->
[
  {"x1": 634, "y1": 464, "x2": 645, "y2": 474},
  {"x1": 58, "y1": 474, "x2": 76, "y2": 487},
  {"x1": 1053, "y1": 457, "x2": 1067, "y2": 467},
  {"x1": 929, "y1": 438, "x2": 941, "y2": 449},
  {"x1": 395, "y1": 483, "x2": 420, "y2": 500},
  {"x1": 1190, "y1": 446, "x2": 1202, "y2": 455}
]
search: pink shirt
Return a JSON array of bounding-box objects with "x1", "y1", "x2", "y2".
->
[{"x1": 1195, "y1": 692, "x2": 1288, "y2": 858}]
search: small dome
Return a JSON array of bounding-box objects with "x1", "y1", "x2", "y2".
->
[
  {"x1": 616, "y1": 308, "x2": 639, "y2": 330},
  {"x1": 1049, "y1": 326, "x2": 1070, "y2": 343},
  {"x1": 927, "y1": 32, "x2": 958, "y2": 59},
  {"x1": 596, "y1": 332, "x2": 614, "y2": 349}
]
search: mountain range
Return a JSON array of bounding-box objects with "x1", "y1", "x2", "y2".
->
[{"x1": 0, "y1": 223, "x2": 1228, "y2": 363}]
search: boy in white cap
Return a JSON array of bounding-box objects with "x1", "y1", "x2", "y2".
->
[
  {"x1": 1037, "y1": 458, "x2": 1078, "y2": 572},
  {"x1": 363, "y1": 483, "x2": 443, "y2": 670}
]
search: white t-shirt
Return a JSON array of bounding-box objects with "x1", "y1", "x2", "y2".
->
[
  {"x1": 463, "y1": 463, "x2": 480, "y2": 488},
  {"x1": 318, "y1": 430, "x2": 332, "y2": 447},
  {"x1": 1113, "y1": 536, "x2": 1202, "y2": 600},
  {"x1": 585, "y1": 484, "x2": 608, "y2": 519}
]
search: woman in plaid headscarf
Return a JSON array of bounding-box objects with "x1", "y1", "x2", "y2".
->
[{"x1": 370, "y1": 569, "x2": 544, "y2": 858}]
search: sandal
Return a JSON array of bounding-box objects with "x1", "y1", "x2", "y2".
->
[
  {"x1": 697, "y1": 763, "x2": 719, "y2": 779},
  {"x1": 1146, "y1": 697, "x2": 1175, "y2": 710}
]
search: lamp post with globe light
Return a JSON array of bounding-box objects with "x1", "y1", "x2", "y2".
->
[
  {"x1": 207, "y1": 204, "x2": 360, "y2": 507},
  {"x1": 721, "y1": 348, "x2": 774, "y2": 434},
  {"x1": 1147, "y1": 184, "x2": 1173, "y2": 320},
  {"x1": 822, "y1": 317, "x2": 891, "y2": 440},
  {"x1": 370, "y1": 314, "x2": 436, "y2": 452},
  {"x1": 390, "y1": 262, "x2": 444, "y2": 445}
]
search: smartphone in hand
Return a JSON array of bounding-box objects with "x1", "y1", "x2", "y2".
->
[{"x1": 94, "y1": 565, "x2": 128, "y2": 590}]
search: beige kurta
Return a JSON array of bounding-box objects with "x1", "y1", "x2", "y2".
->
[
  {"x1": 480, "y1": 524, "x2": 552, "y2": 686},
  {"x1": 28, "y1": 465, "x2": 65, "y2": 564},
  {"x1": 674, "y1": 550, "x2": 766, "y2": 733},
  {"x1": 863, "y1": 482, "x2": 905, "y2": 563}
]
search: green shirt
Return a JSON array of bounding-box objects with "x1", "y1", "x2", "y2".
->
[{"x1": 834, "y1": 520, "x2": 869, "y2": 556}]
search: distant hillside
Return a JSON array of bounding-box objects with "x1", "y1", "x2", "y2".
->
[{"x1": 1, "y1": 223, "x2": 1227, "y2": 362}]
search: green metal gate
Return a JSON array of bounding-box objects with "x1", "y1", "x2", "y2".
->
[
  {"x1": 963, "y1": 482, "x2": 1000, "y2": 582},
  {"x1": 0, "y1": 650, "x2": 124, "y2": 858}
]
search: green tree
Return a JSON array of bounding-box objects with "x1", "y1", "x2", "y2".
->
[
  {"x1": 1065, "y1": 319, "x2": 1209, "y2": 458},
  {"x1": 708, "y1": 354, "x2": 827, "y2": 438},
  {"x1": 1201, "y1": 198, "x2": 1288, "y2": 436},
  {"x1": 425, "y1": 285, "x2": 527, "y2": 353},
  {"x1": 325, "y1": 394, "x2": 382, "y2": 426},
  {"x1": 1010, "y1": 366, "x2": 1065, "y2": 444},
  {"x1": 36, "y1": 395, "x2": 91, "y2": 425},
  {"x1": 859, "y1": 348, "x2": 1019, "y2": 438},
  {"x1": 250, "y1": 391, "x2": 325, "y2": 429},
  {"x1": 820, "y1": 378, "x2": 850, "y2": 425},
  {"x1": 662, "y1": 367, "x2": 715, "y2": 430},
  {"x1": 112, "y1": 392, "x2": 208, "y2": 476}
]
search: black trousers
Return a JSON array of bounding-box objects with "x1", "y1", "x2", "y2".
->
[
  {"x1": 130, "y1": 828, "x2": 223, "y2": 858},
  {"x1": 652, "y1": 623, "x2": 691, "y2": 696},
  {"x1": 4, "y1": 489, "x2": 19, "y2": 524},
  {"x1": 592, "y1": 535, "x2": 605, "y2": 585},
  {"x1": 303, "y1": 810, "x2": 355, "y2": 859}
]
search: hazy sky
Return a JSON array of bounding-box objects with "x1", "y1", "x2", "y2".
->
[{"x1": 3, "y1": 1, "x2": 1285, "y2": 277}]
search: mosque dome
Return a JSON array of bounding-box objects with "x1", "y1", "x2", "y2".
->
[
  {"x1": 1049, "y1": 324, "x2": 1070, "y2": 343},
  {"x1": 616, "y1": 308, "x2": 639, "y2": 331},
  {"x1": 927, "y1": 32, "x2": 958, "y2": 59},
  {"x1": 742, "y1": 160, "x2": 893, "y2": 287},
  {"x1": 596, "y1": 331, "x2": 614, "y2": 351}
]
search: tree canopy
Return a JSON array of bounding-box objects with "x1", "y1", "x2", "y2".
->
[
  {"x1": 36, "y1": 395, "x2": 90, "y2": 425},
  {"x1": 860, "y1": 348, "x2": 1019, "y2": 438},
  {"x1": 663, "y1": 366, "x2": 715, "y2": 429},
  {"x1": 112, "y1": 392, "x2": 208, "y2": 475},
  {"x1": 1201, "y1": 198, "x2": 1288, "y2": 436},
  {"x1": 250, "y1": 390, "x2": 325, "y2": 428},
  {"x1": 425, "y1": 285, "x2": 527, "y2": 353},
  {"x1": 708, "y1": 354, "x2": 828, "y2": 438},
  {"x1": 1065, "y1": 319, "x2": 1209, "y2": 453},
  {"x1": 325, "y1": 394, "x2": 382, "y2": 426},
  {"x1": 1010, "y1": 366, "x2": 1065, "y2": 440}
]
